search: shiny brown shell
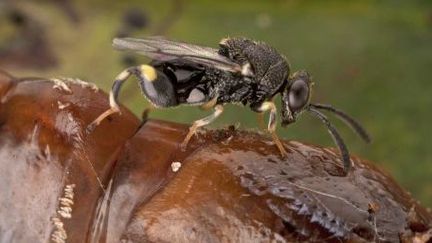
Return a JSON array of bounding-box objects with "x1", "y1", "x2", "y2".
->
[{"x1": 0, "y1": 71, "x2": 430, "y2": 242}]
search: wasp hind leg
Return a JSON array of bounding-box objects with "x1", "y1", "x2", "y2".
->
[
  {"x1": 180, "y1": 104, "x2": 224, "y2": 150},
  {"x1": 87, "y1": 68, "x2": 132, "y2": 132},
  {"x1": 88, "y1": 65, "x2": 176, "y2": 132},
  {"x1": 257, "y1": 101, "x2": 288, "y2": 157}
]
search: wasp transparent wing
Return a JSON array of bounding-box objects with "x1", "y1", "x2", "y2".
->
[{"x1": 113, "y1": 37, "x2": 243, "y2": 74}]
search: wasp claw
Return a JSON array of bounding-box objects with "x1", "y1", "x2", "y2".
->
[
  {"x1": 86, "y1": 123, "x2": 97, "y2": 134},
  {"x1": 180, "y1": 136, "x2": 193, "y2": 151},
  {"x1": 277, "y1": 144, "x2": 289, "y2": 158},
  {"x1": 269, "y1": 131, "x2": 288, "y2": 158},
  {"x1": 180, "y1": 143, "x2": 188, "y2": 152}
]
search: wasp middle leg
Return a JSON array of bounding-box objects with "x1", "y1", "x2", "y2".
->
[
  {"x1": 257, "y1": 101, "x2": 288, "y2": 156},
  {"x1": 180, "y1": 104, "x2": 224, "y2": 150}
]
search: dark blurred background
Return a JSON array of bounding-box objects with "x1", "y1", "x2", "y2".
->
[{"x1": 1, "y1": 0, "x2": 431, "y2": 206}]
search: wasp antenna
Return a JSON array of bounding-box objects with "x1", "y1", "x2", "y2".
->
[
  {"x1": 308, "y1": 106, "x2": 352, "y2": 175},
  {"x1": 310, "y1": 103, "x2": 371, "y2": 143}
]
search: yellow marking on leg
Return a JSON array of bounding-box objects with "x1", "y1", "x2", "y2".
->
[
  {"x1": 181, "y1": 123, "x2": 199, "y2": 150},
  {"x1": 87, "y1": 91, "x2": 121, "y2": 132},
  {"x1": 115, "y1": 69, "x2": 131, "y2": 81},
  {"x1": 87, "y1": 107, "x2": 120, "y2": 132},
  {"x1": 259, "y1": 101, "x2": 274, "y2": 112},
  {"x1": 270, "y1": 131, "x2": 288, "y2": 157},
  {"x1": 109, "y1": 91, "x2": 121, "y2": 112},
  {"x1": 181, "y1": 105, "x2": 224, "y2": 150},
  {"x1": 200, "y1": 96, "x2": 218, "y2": 110},
  {"x1": 258, "y1": 101, "x2": 288, "y2": 157},
  {"x1": 88, "y1": 67, "x2": 135, "y2": 132},
  {"x1": 140, "y1": 65, "x2": 157, "y2": 82}
]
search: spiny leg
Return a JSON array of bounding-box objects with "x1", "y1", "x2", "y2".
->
[
  {"x1": 180, "y1": 104, "x2": 224, "y2": 150},
  {"x1": 87, "y1": 65, "x2": 157, "y2": 132},
  {"x1": 258, "y1": 101, "x2": 288, "y2": 156}
]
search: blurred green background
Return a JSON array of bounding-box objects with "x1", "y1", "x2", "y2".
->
[{"x1": 1, "y1": 0, "x2": 431, "y2": 206}]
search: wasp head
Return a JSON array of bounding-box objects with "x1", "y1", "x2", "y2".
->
[
  {"x1": 281, "y1": 70, "x2": 313, "y2": 126},
  {"x1": 280, "y1": 70, "x2": 370, "y2": 175}
]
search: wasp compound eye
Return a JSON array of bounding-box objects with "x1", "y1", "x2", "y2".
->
[{"x1": 288, "y1": 79, "x2": 309, "y2": 111}]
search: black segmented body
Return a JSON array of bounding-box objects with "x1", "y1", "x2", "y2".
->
[
  {"x1": 102, "y1": 36, "x2": 371, "y2": 176},
  {"x1": 152, "y1": 37, "x2": 290, "y2": 110}
]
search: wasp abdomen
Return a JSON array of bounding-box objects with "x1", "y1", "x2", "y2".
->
[{"x1": 137, "y1": 67, "x2": 178, "y2": 107}]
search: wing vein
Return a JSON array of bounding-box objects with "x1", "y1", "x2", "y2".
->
[{"x1": 113, "y1": 37, "x2": 242, "y2": 73}]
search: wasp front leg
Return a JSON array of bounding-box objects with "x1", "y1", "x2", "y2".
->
[
  {"x1": 180, "y1": 104, "x2": 224, "y2": 150},
  {"x1": 88, "y1": 65, "x2": 177, "y2": 132},
  {"x1": 257, "y1": 101, "x2": 288, "y2": 157}
]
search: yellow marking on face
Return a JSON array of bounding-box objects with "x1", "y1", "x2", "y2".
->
[{"x1": 141, "y1": 65, "x2": 157, "y2": 82}]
